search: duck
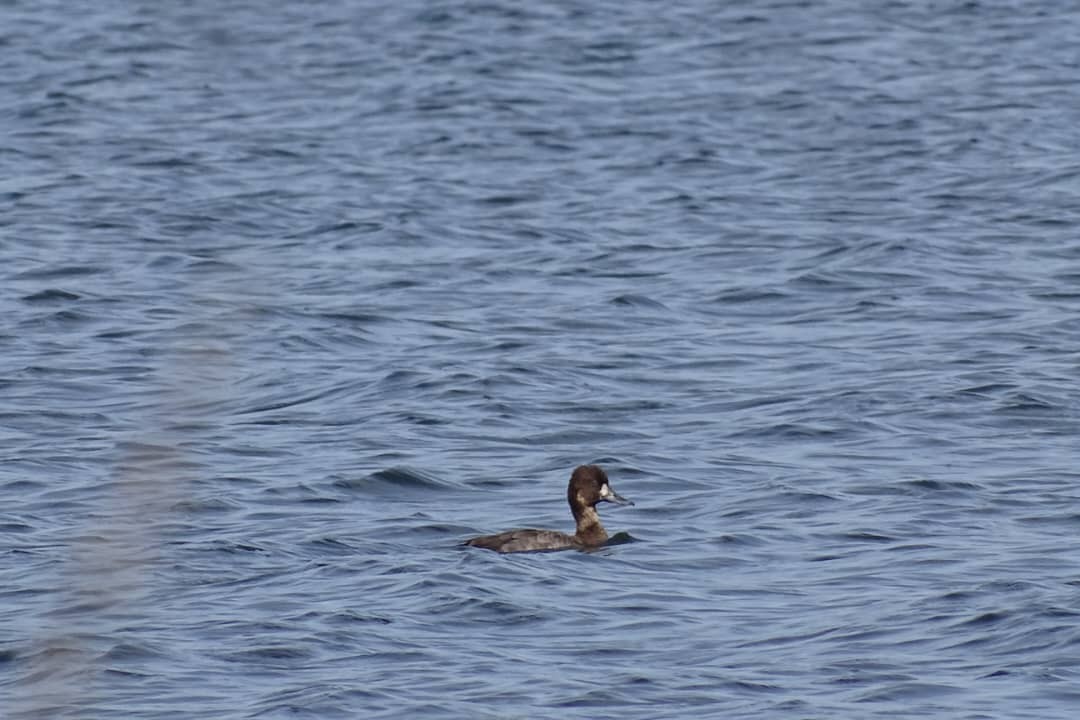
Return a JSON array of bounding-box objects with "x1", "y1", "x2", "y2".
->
[{"x1": 464, "y1": 464, "x2": 633, "y2": 553}]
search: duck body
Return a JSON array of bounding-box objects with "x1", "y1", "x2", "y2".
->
[
  {"x1": 464, "y1": 528, "x2": 581, "y2": 553},
  {"x1": 464, "y1": 465, "x2": 633, "y2": 554}
]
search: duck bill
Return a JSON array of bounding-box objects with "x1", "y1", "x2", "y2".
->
[{"x1": 602, "y1": 488, "x2": 634, "y2": 507}]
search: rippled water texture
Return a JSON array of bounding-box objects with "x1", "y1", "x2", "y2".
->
[{"x1": 4, "y1": 1, "x2": 1080, "y2": 718}]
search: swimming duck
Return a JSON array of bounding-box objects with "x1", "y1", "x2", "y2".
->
[{"x1": 464, "y1": 464, "x2": 633, "y2": 553}]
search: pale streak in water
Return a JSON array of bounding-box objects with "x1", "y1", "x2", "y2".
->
[{"x1": 17, "y1": 324, "x2": 236, "y2": 716}]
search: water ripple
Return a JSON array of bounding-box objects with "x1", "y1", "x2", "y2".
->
[{"x1": 5, "y1": 1, "x2": 1080, "y2": 719}]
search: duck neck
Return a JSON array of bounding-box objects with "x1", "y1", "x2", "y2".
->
[{"x1": 572, "y1": 504, "x2": 608, "y2": 545}]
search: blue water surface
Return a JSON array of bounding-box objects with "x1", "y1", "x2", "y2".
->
[{"x1": 3, "y1": 1, "x2": 1080, "y2": 718}]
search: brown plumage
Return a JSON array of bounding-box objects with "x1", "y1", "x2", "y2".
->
[{"x1": 464, "y1": 465, "x2": 634, "y2": 553}]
